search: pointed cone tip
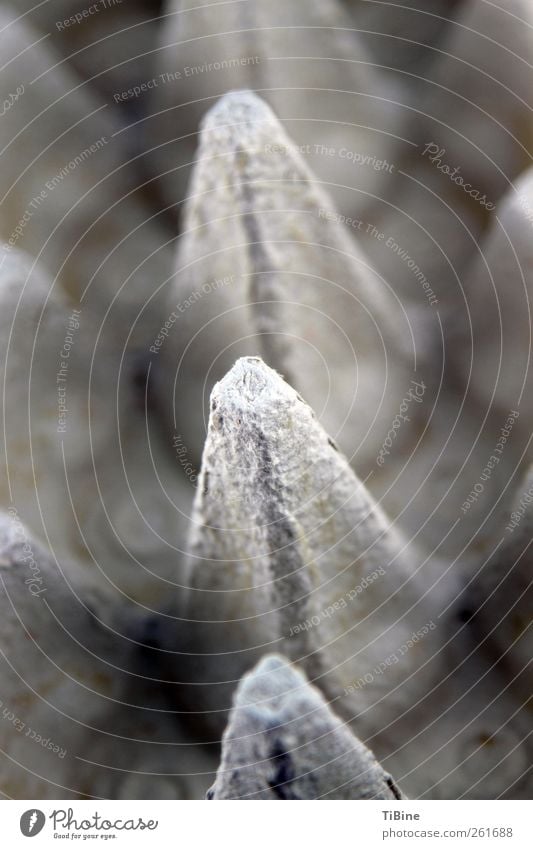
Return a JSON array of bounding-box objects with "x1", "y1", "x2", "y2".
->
[
  {"x1": 247, "y1": 653, "x2": 293, "y2": 678},
  {"x1": 236, "y1": 654, "x2": 307, "y2": 709},
  {"x1": 211, "y1": 356, "x2": 294, "y2": 408},
  {"x1": 201, "y1": 89, "x2": 276, "y2": 133}
]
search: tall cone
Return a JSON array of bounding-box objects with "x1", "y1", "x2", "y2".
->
[{"x1": 179, "y1": 357, "x2": 444, "y2": 740}]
